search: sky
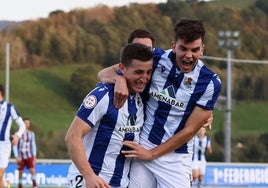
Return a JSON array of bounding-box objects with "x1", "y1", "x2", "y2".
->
[{"x1": 0, "y1": 0, "x2": 167, "y2": 21}]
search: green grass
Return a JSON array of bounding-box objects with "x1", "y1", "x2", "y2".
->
[
  {"x1": 0, "y1": 64, "x2": 89, "y2": 134},
  {"x1": 1, "y1": 64, "x2": 268, "y2": 138},
  {"x1": 208, "y1": 101, "x2": 268, "y2": 137},
  {"x1": 232, "y1": 101, "x2": 268, "y2": 135}
]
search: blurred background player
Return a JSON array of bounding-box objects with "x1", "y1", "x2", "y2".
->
[
  {"x1": 13, "y1": 118, "x2": 37, "y2": 188},
  {"x1": 192, "y1": 127, "x2": 212, "y2": 188},
  {"x1": 127, "y1": 28, "x2": 155, "y2": 48},
  {"x1": 0, "y1": 84, "x2": 26, "y2": 188}
]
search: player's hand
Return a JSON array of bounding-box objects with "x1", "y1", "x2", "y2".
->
[
  {"x1": 121, "y1": 141, "x2": 153, "y2": 160},
  {"x1": 202, "y1": 113, "x2": 213, "y2": 130},
  {"x1": 114, "y1": 76, "x2": 128, "y2": 108},
  {"x1": 84, "y1": 174, "x2": 110, "y2": 188},
  {"x1": 11, "y1": 134, "x2": 19, "y2": 145}
]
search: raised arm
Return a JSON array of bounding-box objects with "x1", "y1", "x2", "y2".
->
[
  {"x1": 97, "y1": 64, "x2": 120, "y2": 84},
  {"x1": 98, "y1": 64, "x2": 129, "y2": 108}
]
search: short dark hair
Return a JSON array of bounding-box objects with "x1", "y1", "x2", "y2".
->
[
  {"x1": 23, "y1": 117, "x2": 30, "y2": 121},
  {"x1": 174, "y1": 19, "x2": 205, "y2": 43},
  {"x1": 0, "y1": 84, "x2": 4, "y2": 96},
  {"x1": 120, "y1": 43, "x2": 153, "y2": 67},
  {"x1": 127, "y1": 29, "x2": 155, "y2": 46}
]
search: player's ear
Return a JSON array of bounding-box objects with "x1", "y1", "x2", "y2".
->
[
  {"x1": 171, "y1": 41, "x2": 176, "y2": 53},
  {"x1": 119, "y1": 63, "x2": 126, "y2": 75},
  {"x1": 201, "y1": 44, "x2": 205, "y2": 56}
]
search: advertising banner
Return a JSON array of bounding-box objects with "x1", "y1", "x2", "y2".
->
[
  {"x1": 5, "y1": 160, "x2": 268, "y2": 187},
  {"x1": 5, "y1": 159, "x2": 70, "y2": 187},
  {"x1": 195, "y1": 162, "x2": 268, "y2": 187}
]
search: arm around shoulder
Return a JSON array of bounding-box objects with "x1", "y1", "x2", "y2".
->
[
  {"x1": 97, "y1": 64, "x2": 120, "y2": 84},
  {"x1": 98, "y1": 63, "x2": 129, "y2": 108}
]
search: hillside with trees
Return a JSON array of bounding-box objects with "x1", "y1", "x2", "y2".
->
[
  {"x1": 0, "y1": 0, "x2": 267, "y2": 161},
  {"x1": 0, "y1": 0, "x2": 267, "y2": 102}
]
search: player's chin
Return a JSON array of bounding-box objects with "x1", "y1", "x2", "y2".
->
[{"x1": 133, "y1": 85, "x2": 146, "y2": 93}]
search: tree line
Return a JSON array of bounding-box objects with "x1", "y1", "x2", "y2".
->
[{"x1": 1, "y1": 0, "x2": 267, "y2": 102}]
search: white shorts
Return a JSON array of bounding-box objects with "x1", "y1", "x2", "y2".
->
[
  {"x1": 129, "y1": 153, "x2": 192, "y2": 188},
  {"x1": 67, "y1": 173, "x2": 127, "y2": 188},
  {"x1": 67, "y1": 174, "x2": 85, "y2": 188},
  {"x1": 0, "y1": 141, "x2": 11, "y2": 168},
  {"x1": 192, "y1": 160, "x2": 207, "y2": 175}
]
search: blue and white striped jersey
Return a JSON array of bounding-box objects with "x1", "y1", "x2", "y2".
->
[
  {"x1": 67, "y1": 83, "x2": 144, "y2": 187},
  {"x1": 140, "y1": 48, "x2": 221, "y2": 154},
  {"x1": 192, "y1": 134, "x2": 211, "y2": 162},
  {"x1": 0, "y1": 100, "x2": 22, "y2": 142},
  {"x1": 13, "y1": 130, "x2": 37, "y2": 159}
]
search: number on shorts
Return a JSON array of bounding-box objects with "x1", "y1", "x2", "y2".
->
[{"x1": 74, "y1": 175, "x2": 83, "y2": 188}]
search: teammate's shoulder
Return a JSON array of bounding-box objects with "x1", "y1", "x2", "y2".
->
[
  {"x1": 2, "y1": 100, "x2": 13, "y2": 106},
  {"x1": 153, "y1": 47, "x2": 170, "y2": 56},
  {"x1": 94, "y1": 82, "x2": 114, "y2": 93},
  {"x1": 82, "y1": 83, "x2": 113, "y2": 107},
  {"x1": 8, "y1": 102, "x2": 16, "y2": 109},
  {"x1": 198, "y1": 60, "x2": 221, "y2": 79}
]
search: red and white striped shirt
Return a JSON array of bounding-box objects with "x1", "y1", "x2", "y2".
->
[{"x1": 13, "y1": 130, "x2": 37, "y2": 159}]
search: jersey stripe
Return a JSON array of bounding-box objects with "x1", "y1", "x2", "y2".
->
[{"x1": 0, "y1": 103, "x2": 12, "y2": 141}]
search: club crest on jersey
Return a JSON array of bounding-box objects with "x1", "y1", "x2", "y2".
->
[
  {"x1": 184, "y1": 77, "x2": 193, "y2": 86},
  {"x1": 83, "y1": 95, "x2": 97, "y2": 109}
]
